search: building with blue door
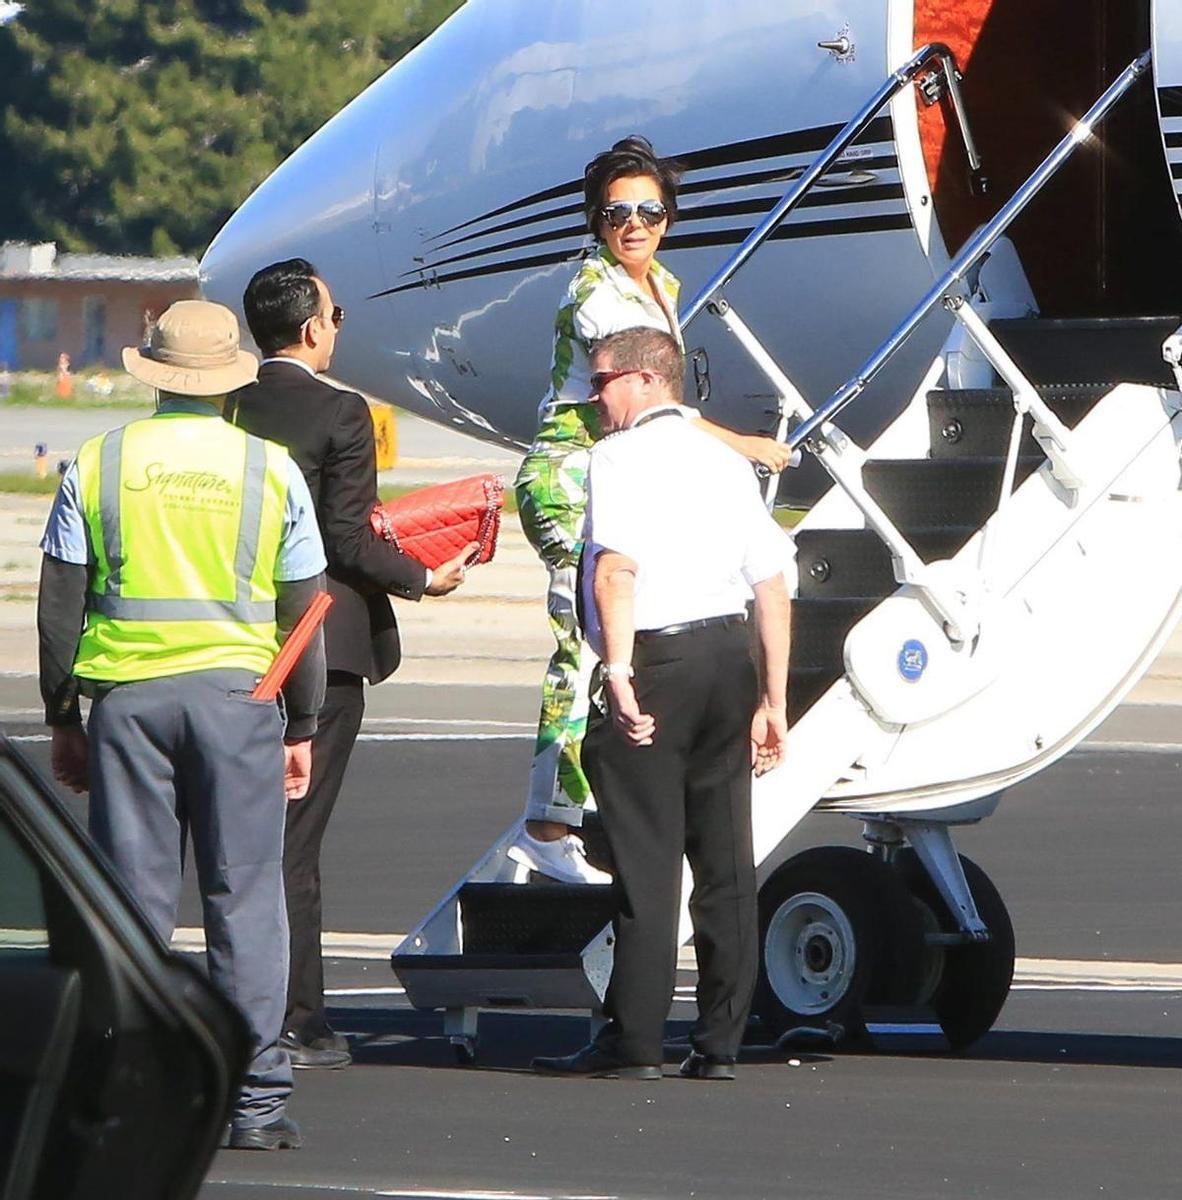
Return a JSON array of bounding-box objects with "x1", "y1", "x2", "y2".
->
[{"x1": 0, "y1": 243, "x2": 199, "y2": 371}]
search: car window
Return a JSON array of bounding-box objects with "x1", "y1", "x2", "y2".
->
[{"x1": 0, "y1": 816, "x2": 49, "y2": 958}]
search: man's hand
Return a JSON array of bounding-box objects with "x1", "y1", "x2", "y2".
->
[
  {"x1": 738, "y1": 435, "x2": 797, "y2": 474},
  {"x1": 607, "y1": 676, "x2": 655, "y2": 746},
  {"x1": 51, "y1": 724, "x2": 89, "y2": 793},
  {"x1": 283, "y1": 739, "x2": 313, "y2": 801},
  {"x1": 750, "y1": 701, "x2": 787, "y2": 776},
  {"x1": 425, "y1": 541, "x2": 481, "y2": 596}
]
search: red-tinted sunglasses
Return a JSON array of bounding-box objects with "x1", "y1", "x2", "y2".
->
[{"x1": 589, "y1": 369, "x2": 639, "y2": 396}]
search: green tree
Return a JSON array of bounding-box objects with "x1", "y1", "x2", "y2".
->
[{"x1": 0, "y1": 0, "x2": 461, "y2": 257}]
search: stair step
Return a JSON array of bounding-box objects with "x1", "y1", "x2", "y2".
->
[
  {"x1": 862, "y1": 457, "x2": 1040, "y2": 530},
  {"x1": 927, "y1": 385, "x2": 1107, "y2": 460},
  {"x1": 990, "y1": 316, "x2": 1180, "y2": 389},
  {"x1": 459, "y1": 883, "x2": 616, "y2": 955},
  {"x1": 788, "y1": 665, "x2": 842, "y2": 727},
  {"x1": 795, "y1": 528, "x2": 974, "y2": 599},
  {"x1": 790, "y1": 597, "x2": 879, "y2": 670}
]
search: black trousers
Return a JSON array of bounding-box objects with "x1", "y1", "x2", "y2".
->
[
  {"x1": 583, "y1": 621, "x2": 759, "y2": 1065},
  {"x1": 283, "y1": 671, "x2": 365, "y2": 1040}
]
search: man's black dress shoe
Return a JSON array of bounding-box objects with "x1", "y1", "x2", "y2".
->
[
  {"x1": 279, "y1": 1031, "x2": 351, "y2": 1069},
  {"x1": 678, "y1": 1050, "x2": 736, "y2": 1080},
  {"x1": 532, "y1": 1043, "x2": 660, "y2": 1080},
  {"x1": 225, "y1": 1113, "x2": 303, "y2": 1150},
  {"x1": 304, "y1": 1026, "x2": 350, "y2": 1054}
]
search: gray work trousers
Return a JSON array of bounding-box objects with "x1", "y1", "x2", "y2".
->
[{"x1": 87, "y1": 668, "x2": 292, "y2": 1126}]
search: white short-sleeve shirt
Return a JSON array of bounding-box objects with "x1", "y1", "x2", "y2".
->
[{"x1": 582, "y1": 409, "x2": 793, "y2": 651}]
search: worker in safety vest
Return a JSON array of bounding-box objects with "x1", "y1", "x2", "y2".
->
[{"x1": 37, "y1": 300, "x2": 327, "y2": 1152}]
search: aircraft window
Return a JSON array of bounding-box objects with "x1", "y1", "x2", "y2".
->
[{"x1": 0, "y1": 814, "x2": 49, "y2": 958}]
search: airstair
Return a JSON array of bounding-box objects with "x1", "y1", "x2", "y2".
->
[{"x1": 393, "y1": 46, "x2": 1182, "y2": 1058}]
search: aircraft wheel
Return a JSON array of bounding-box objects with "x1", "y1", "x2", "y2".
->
[
  {"x1": 752, "y1": 846, "x2": 924, "y2": 1042},
  {"x1": 896, "y1": 849, "x2": 1015, "y2": 1051}
]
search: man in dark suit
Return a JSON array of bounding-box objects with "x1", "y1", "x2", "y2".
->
[{"x1": 228, "y1": 258, "x2": 475, "y2": 1069}]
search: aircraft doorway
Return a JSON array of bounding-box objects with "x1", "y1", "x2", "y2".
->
[{"x1": 915, "y1": 0, "x2": 1182, "y2": 317}]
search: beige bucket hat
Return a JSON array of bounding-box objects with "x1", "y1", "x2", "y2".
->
[{"x1": 122, "y1": 299, "x2": 258, "y2": 396}]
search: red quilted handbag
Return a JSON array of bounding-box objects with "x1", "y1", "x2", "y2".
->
[{"x1": 369, "y1": 474, "x2": 505, "y2": 570}]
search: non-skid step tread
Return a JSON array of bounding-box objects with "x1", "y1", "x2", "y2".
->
[
  {"x1": 795, "y1": 527, "x2": 976, "y2": 597},
  {"x1": 459, "y1": 882, "x2": 616, "y2": 955},
  {"x1": 790, "y1": 597, "x2": 879, "y2": 670},
  {"x1": 862, "y1": 457, "x2": 1041, "y2": 528},
  {"x1": 990, "y1": 316, "x2": 1181, "y2": 389},
  {"x1": 927, "y1": 384, "x2": 1110, "y2": 459}
]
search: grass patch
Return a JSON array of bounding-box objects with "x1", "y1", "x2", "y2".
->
[
  {"x1": 0, "y1": 471, "x2": 60, "y2": 495},
  {"x1": 774, "y1": 507, "x2": 806, "y2": 529},
  {"x1": 1, "y1": 370, "x2": 153, "y2": 409}
]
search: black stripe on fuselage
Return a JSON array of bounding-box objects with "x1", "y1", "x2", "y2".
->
[
  {"x1": 405, "y1": 184, "x2": 907, "y2": 277},
  {"x1": 1167, "y1": 131, "x2": 1182, "y2": 148},
  {"x1": 370, "y1": 212, "x2": 912, "y2": 299},
  {"x1": 431, "y1": 116, "x2": 895, "y2": 241},
  {"x1": 1161, "y1": 88, "x2": 1182, "y2": 118},
  {"x1": 430, "y1": 154, "x2": 901, "y2": 254}
]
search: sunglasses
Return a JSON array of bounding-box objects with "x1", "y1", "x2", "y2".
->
[
  {"x1": 589, "y1": 369, "x2": 640, "y2": 396},
  {"x1": 302, "y1": 305, "x2": 345, "y2": 333},
  {"x1": 600, "y1": 199, "x2": 668, "y2": 230}
]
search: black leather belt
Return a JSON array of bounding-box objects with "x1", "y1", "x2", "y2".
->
[{"x1": 635, "y1": 613, "x2": 747, "y2": 640}]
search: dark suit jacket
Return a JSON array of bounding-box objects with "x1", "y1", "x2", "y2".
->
[{"x1": 227, "y1": 360, "x2": 427, "y2": 683}]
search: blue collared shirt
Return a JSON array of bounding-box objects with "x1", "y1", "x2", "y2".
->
[{"x1": 41, "y1": 397, "x2": 326, "y2": 581}]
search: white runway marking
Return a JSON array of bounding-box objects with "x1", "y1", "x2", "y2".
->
[
  {"x1": 1078, "y1": 739, "x2": 1182, "y2": 754},
  {"x1": 363, "y1": 717, "x2": 536, "y2": 730},
  {"x1": 325, "y1": 986, "x2": 406, "y2": 997},
  {"x1": 205, "y1": 1184, "x2": 616, "y2": 1200},
  {"x1": 356, "y1": 733, "x2": 534, "y2": 742},
  {"x1": 171, "y1": 928, "x2": 1182, "y2": 993}
]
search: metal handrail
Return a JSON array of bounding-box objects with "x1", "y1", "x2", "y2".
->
[
  {"x1": 679, "y1": 42, "x2": 975, "y2": 331},
  {"x1": 788, "y1": 50, "x2": 1154, "y2": 452}
]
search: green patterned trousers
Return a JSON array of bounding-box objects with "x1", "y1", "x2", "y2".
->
[{"x1": 516, "y1": 446, "x2": 596, "y2": 826}]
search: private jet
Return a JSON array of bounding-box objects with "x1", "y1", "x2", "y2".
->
[{"x1": 202, "y1": 0, "x2": 1182, "y2": 1054}]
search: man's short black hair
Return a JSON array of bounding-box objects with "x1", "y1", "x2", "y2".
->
[{"x1": 242, "y1": 258, "x2": 321, "y2": 355}]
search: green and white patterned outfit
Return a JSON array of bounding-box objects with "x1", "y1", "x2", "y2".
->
[{"x1": 516, "y1": 245, "x2": 684, "y2": 825}]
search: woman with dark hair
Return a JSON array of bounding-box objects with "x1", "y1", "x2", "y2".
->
[{"x1": 509, "y1": 136, "x2": 793, "y2": 884}]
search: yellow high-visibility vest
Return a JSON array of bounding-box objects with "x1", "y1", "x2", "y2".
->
[{"x1": 73, "y1": 413, "x2": 290, "y2": 682}]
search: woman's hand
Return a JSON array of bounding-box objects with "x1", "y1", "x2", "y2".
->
[{"x1": 738, "y1": 435, "x2": 796, "y2": 473}]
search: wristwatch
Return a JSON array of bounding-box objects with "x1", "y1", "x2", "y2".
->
[{"x1": 603, "y1": 662, "x2": 634, "y2": 678}]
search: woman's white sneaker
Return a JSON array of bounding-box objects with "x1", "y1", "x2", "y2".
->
[{"x1": 507, "y1": 831, "x2": 612, "y2": 884}]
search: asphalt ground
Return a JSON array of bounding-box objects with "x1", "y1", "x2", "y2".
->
[
  {"x1": 7, "y1": 731, "x2": 1182, "y2": 1200},
  {"x1": 5, "y1": 405, "x2": 1182, "y2": 1196}
]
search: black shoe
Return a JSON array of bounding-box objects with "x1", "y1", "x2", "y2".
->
[
  {"x1": 279, "y1": 1031, "x2": 351, "y2": 1069},
  {"x1": 531, "y1": 1043, "x2": 660, "y2": 1080},
  {"x1": 225, "y1": 1113, "x2": 303, "y2": 1151},
  {"x1": 679, "y1": 1051, "x2": 736, "y2": 1080},
  {"x1": 304, "y1": 1026, "x2": 350, "y2": 1054}
]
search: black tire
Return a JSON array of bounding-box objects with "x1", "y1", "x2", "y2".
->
[
  {"x1": 895, "y1": 849, "x2": 1015, "y2": 1051},
  {"x1": 752, "y1": 846, "x2": 925, "y2": 1042}
]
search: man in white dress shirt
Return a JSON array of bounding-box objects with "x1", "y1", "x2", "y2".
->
[{"x1": 533, "y1": 326, "x2": 791, "y2": 1081}]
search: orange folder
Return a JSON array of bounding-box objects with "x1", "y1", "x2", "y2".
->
[{"x1": 251, "y1": 591, "x2": 334, "y2": 701}]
